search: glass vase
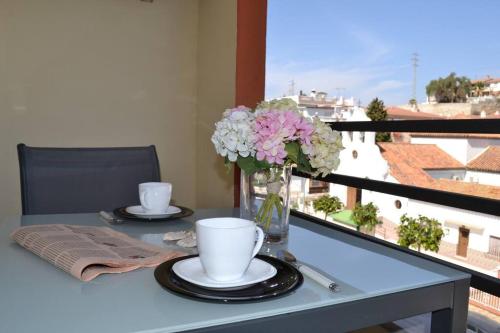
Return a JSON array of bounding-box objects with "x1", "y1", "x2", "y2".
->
[{"x1": 240, "y1": 165, "x2": 292, "y2": 244}]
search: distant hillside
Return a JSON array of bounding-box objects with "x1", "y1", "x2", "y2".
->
[{"x1": 397, "y1": 99, "x2": 500, "y2": 117}]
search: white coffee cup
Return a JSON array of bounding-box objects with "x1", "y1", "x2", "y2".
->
[
  {"x1": 196, "y1": 217, "x2": 264, "y2": 282},
  {"x1": 139, "y1": 182, "x2": 172, "y2": 214}
]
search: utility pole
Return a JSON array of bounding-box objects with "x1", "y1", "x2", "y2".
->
[
  {"x1": 411, "y1": 52, "x2": 419, "y2": 102},
  {"x1": 288, "y1": 79, "x2": 296, "y2": 96}
]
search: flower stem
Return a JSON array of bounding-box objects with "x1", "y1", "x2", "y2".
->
[
  {"x1": 255, "y1": 193, "x2": 283, "y2": 232},
  {"x1": 252, "y1": 166, "x2": 285, "y2": 233}
]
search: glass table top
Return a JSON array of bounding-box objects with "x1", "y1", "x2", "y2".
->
[{"x1": 0, "y1": 209, "x2": 469, "y2": 333}]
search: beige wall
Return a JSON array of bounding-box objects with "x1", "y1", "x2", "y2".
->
[
  {"x1": 0, "y1": 0, "x2": 236, "y2": 215},
  {"x1": 196, "y1": 0, "x2": 236, "y2": 208}
]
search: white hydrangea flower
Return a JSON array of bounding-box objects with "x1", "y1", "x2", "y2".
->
[
  {"x1": 254, "y1": 98, "x2": 302, "y2": 118},
  {"x1": 211, "y1": 106, "x2": 256, "y2": 162},
  {"x1": 302, "y1": 117, "x2": 343, "y2": 177}
]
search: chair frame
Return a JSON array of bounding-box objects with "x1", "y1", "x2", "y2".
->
[{"x1": 17, "y1": 143, "x2": 161, "y2": 215}]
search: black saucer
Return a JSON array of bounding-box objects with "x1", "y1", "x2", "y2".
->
[
  {"x1": 113, "y1": 206, "x2": 193, "y2": 222},
  {"x1": 154, "y1": 255, "x2": 303, "y2": 303}
]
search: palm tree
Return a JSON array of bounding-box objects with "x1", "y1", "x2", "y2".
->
[
  {"x1": 472, "y1": 81, "x2": 485, "y2": 97},
  {"x1": 425, "y1": 73, "x2": 471, "y2": 103}
]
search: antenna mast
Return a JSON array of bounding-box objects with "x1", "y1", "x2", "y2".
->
[
  {"x1": 411, "y1": 52, "x2": 419, "y2": 101},
  {"x1": 288, "y1": 79, "x2": 296, "y2": 96}
]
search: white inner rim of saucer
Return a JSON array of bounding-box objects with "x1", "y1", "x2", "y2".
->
[
  {"x1": 125, "y1": 205, "x2": 181, "y2": 217},
  {"x1": 172, "y1": 257, "x2": 277, "y2": 289}
]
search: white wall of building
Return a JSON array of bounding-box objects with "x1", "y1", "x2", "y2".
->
[
  {"x1": 329, "y1": 184, "x2": 348, "y2": 206},
  {"x1": 407, "y1": 200, "x2": 500, "y2": 253},
  {"x1": 369, "y1": 191, "x2": 500, "y2": 253},
  {"x1": 426, "y1": 169, "x2": 466, "y2": 180},
  {"x1": 488, "y1": 82, "x2": 500, "y2": 93},
  {"x1": 467, "y1": 138, "x2": 500, "y2": 162},
  {"x1": 465, "y1": 170, "x2": 500, "y2": 185},
  {"x1": 364, "y1": 191, "x2": 408, "y2": 228},
  {"x1": 410, "y1": 137, "x2": 500, "y2": 165},
  {"x1": 410, "y1": 137, "x2": 469, "y2": 164}
]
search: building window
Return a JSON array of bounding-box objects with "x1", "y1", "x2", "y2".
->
[
  {"x1": 489, "y1": 236, "x2": 500, "y2": 258},
  {"x1": 457, "y1": 227, "x2": 470, "y2": 257},
  {"x1": 394, "y1": 200, "x2": 402, "y2": 209},
  {"x1": 308, "y1": 180, "x2": 329, "y2": 194}
]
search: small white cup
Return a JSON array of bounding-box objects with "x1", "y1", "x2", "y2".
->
[
  {"x1": 139, "y1": 182, "x2": 172, "y2": 214},
  {"x1": 196, "y1": 217, "x2": 264, "y2": 282}
]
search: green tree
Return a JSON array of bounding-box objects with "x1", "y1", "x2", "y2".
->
[
  {"x1": 425, "y1": 73, "x2": 471, "y2": 103},
  {"x1": 397, "y1": 214, "x2": 444, "y2": 252},
  {"x1": 471, "y1": 81, "x2": 485, "y2": 97},
  {"x1": 366, "y1": 98, "x2": 391, "y2": 142},
  {"x1": 312, "y1": 195, "x2": 343, "y2": 220},
  {"x1": 352, "y1": 202, "x2": 382, "y2": 232}
]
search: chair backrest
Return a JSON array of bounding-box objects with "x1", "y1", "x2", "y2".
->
[{"x1": 17, "y1": 144, "x2": 161, "y2": 215}]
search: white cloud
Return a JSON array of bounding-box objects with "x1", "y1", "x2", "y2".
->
[
  {"x1": 364, "y1": 80, "x2": 410, "y2": 98},
  {"x1": 265, "y1": 25, "x2": 412, "y2": 105},
  {"x1": 265, "y1": 61, "x2": 410, "y2": 105},
  {"x1": 346, "y1": 26, "x2": 391, "y2": 64}
]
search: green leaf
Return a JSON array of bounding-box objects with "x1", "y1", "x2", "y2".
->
[
  {"x1": 236, "y1": 156, "x2": 258, "y2": 175},
  {"x1": 352, "y1": 202, "x2": 381, "y2": 232},
  {"x1": 254, "y1": 158, "x2": 271, "y2": 170},
  {"x1": 312, "y1": 195, "x2": 343, "y2": 220},
  {"x1": 285, "y1": 142, "x2": 300, "y2": 163},
  {"x1": 397, "y1": 214, "x2": 443, "y2": 252},
  {"x1": 296, "y1": 148, "x2": 313, "y2": 173}
]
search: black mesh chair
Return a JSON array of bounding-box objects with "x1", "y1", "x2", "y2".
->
[{"x1": 17, "y1": 144, "x2": 161, "y2": 215}]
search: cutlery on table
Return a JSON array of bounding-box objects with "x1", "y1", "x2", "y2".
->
[
  {"x1": 99, "y1": 211, "x2": 124, "y2": 225},
  {"x1": 277, "y1": 249, "x2": 340, "y2": 292}
]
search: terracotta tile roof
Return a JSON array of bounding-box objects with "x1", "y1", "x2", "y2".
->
[
  {"x1": 471, "y1": 76, "x2": 500, "y2": 84},
  {"x1": 467, "y1": 146, "x2": 500, "y2": 172},
  {"x1": 386, "y1": 107, "x2": 444, "y2": 120},
  {"x1": 378, "y1": 143, "x2": 499, "y2": 200},
  {"x1": 378, "y1": 143, "x2": 463, "y2": 169},
  {"x1": 378, "y1": 143, "x2": 463, "y2": 187},
  {"x1": 431, "y1": 179, "x2": 500, "y2": 200},
  {"x1": 411, "y1": 132, "x2": 500, "y2": 139}
]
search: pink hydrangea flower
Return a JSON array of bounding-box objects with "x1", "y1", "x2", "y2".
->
[{"x1": 254, "y1": 109, "x2": 313, "y2": 164}]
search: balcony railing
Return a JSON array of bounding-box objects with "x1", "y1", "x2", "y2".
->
[
  {"x1": 470, "y1": 288, "x2": 500, "y2": 316},
  {"x1": 291, "y1": 118, "x2": 500, "y2": 299}
]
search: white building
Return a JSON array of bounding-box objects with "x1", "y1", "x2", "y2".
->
[
  {"x1": 374, "y1": 142, "x2": 500, "y2": 270},
  {"x1": 289, "y1": 105, "x2": 500, "y2": 277},
  {"x1": 279, "y1": 90, "x2": 356, "y2": 122},
  {"x1": 471, "y1": 76, "x2": 500, "y2": 98},
  {"x1": 465, "y1": 146, "x2": 500, "y2": 185},
  {"x1": 329, "y1": 107, "x2": 388, "y2": 207},
  {"x1": 411, "y1": 133, "x2": 500, "y2": 165}
]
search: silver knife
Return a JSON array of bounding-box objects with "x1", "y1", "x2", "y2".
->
[{"x1": 277, "y1": 249, "x2": 340, "y2": 292}]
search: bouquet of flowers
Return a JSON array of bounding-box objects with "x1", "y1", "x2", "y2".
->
[{"x1": 211, "y1": 99, "x2": 343, "y2": 231}]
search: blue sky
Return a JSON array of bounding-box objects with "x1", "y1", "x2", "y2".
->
[{"x1": 265, "y1": 0, "x2": 500, "y2": 105}]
